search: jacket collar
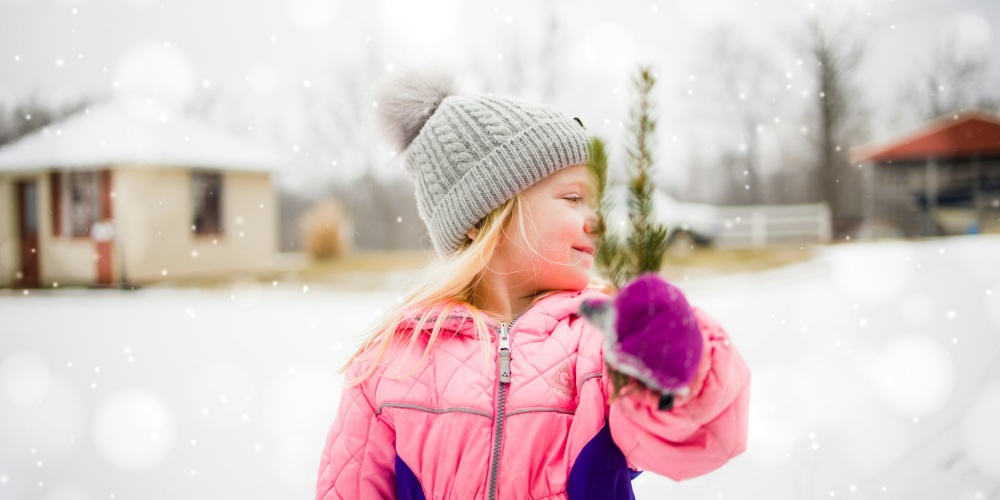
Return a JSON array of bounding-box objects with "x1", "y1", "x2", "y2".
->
[{"x1": 398, "y1": 286, "x2": 610, "y2": 339}]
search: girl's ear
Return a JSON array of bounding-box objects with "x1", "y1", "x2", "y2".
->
[{"x1": 467, "y1": 227, "x2": 480, "y2": 241}]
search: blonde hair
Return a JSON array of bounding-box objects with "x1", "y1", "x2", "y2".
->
[{"x1": 343, "y1": 194, "x2": 526, "y2": 385}]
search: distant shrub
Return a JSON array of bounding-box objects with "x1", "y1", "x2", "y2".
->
[{"x1": 300, "y1": 199, "x2": 353, "y2": 260}]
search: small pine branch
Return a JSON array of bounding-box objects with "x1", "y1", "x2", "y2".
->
[
  {"x1": 586, "y1": 138, "x2": 610, "y2": 236},
  {"x1": 588, "y1": 67, "x2": 673, "y2": 400},
  {"x1": 597, "y1": 236, "x2": 633, "y2": 289},
  {"x1": 625, "y1": 67, "x2": 668, "y2": 275},
  {"x1": 588, "y1": 66, "x2": 669, "y2": 289},
  {"x1": 588, "y1": 138, "x2": 632, "y2": 289}
]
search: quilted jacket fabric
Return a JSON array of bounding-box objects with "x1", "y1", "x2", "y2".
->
[{"x1": 316, "y1": 287, "x2": 750, "y2": 499}]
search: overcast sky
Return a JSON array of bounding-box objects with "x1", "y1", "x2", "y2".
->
[
  {"x1": 0, "y1": 0, "x2": 1000, "y2": 103},
  {"x1": 1, "y1": 0, "x2": 998, "y2": 191},
  {"x1": 1, "y1": 0, "x2": 996, "y2": 98}
]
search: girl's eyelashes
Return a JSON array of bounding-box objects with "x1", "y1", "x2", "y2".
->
[{"x1": 564, "y1": 194, "x2": 584, "y2": 204}]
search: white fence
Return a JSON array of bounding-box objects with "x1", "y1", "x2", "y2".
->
[{"x1": 712, "y1": 203, "x2": 832, "y2": 247}]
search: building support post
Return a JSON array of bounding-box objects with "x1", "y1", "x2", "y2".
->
[
  {"x1": 924, "y1": 157, "x2": 939, "y2": 236},
  {"x1": 972, "y1": 156, "x2": 983, "y2": 233},
  {"x1": 861, "y1": 161, "x2": 875, "y2": 239}
]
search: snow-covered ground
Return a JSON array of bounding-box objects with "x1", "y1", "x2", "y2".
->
[{"x1": 2, "y1": 236, "x2": 999, "y2": 500}]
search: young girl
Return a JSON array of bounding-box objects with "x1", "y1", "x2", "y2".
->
[{"x1": 316, "y1": 69, "x2": 750, "y2": 500}]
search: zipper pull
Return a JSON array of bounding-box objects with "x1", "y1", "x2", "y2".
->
[{"x1": 498, "y1": 322, "x2": 511, "y2": 384}]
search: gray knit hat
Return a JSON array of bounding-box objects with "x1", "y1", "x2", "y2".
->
[{"x1": 373, "y1": 69, "x2": 592, "y2": 256}]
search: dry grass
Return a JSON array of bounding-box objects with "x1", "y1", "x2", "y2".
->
[
  {"x1": 158, "y1": 250, "x2": 432, "y2": 290},
  {"x1": 289, "y1": 250, "x2": 433, "y2": 279},
  {"x1": 276, "y1": 250, "x2": 435, "y2": 291},
  {"x1": 660, "y1": 244, "x2": 817, "y2": 279}
]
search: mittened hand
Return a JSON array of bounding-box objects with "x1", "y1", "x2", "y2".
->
[{"x1": 579, "y1": 273, "x2": 704, "y2": 404}]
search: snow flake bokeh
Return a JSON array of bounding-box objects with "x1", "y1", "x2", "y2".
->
[
  {"x1": 940, "y1": 11, "x2": 994, "y2": 66},
  {"x1": 1, "y1": 237, "x2": 999, "y2": 499},
  {"x1": 745, "y1": 362, "x2": 822, "y2": 466},
  {"x1": 0, "y1": 353, "x2": 84, "y2": 463},
  {"x1": 830, "y1": 243, "x2": 914, "y2": 304},
  {"x1": 260, "y1": 364, "x2": 340, "y2": 488},
  {"x1": 961, "y1": 382, "x2": 1000, "y2": 480},
  {"x1": 871, "y1": 334, "x2": 955, "y2": 418},
  {"x1": 0, "y1": 352, "x2": 51, "y2": 406},
  {"x1": 41, "y1": 484, "x2": 92, "y2": 500},
  {"x1": 284, "y1": 0, "x2": 340, "y2": 33},
  {"x1": 379, "y1": 0, "x2": 460, "y2": 47},
  {"x1": 113, "y1": 40, "x2": 197, "y2": 104},
  {"x1": 0, "y1": 0, "x2": 998, "y2": 496},
  {"x1": 986, "y1": 283, "x2": 1000, "y2": 329},
  {"x1": 92, "y1": 388, "x2": 175, "y2": 470}
]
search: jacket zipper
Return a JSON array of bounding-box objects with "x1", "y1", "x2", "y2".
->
[{"x1": 487, "y1": 319, "x2": 515, "y2": 500}]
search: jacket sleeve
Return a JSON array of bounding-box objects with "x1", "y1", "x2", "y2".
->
[
  {"x1": 316, "y1": 361, "x2": 396, "y2": 500},
  {"x1": 608, "y1": 307, "x2": 750, "y2": 481}
]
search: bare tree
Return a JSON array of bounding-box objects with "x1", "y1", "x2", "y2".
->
[
  {"x1": 539, "y1": 0, "x2": 561, "y2": 103},
  {"x1": 0, "y1": 95, "x2": 89, "y2": 147},
  {"x1": 464, "y1": 12, "x2": 530, "y2": 98},
  {"x1": 804, "y1": 17, "x2": 868, "y2": 235},
  {"x1": 903, "y1": 24, "x2": 999, "y2": 120},
  {"x1": 693, "y1": 28, "x2": 786, "y2": 205},
  {"x1": 183, "y1": 21, "x2": 429, "y2": 251}
]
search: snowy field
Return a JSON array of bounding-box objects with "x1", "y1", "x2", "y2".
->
[{"x1": 2, "y1": 236, "x2": 1000, "y2": 500}]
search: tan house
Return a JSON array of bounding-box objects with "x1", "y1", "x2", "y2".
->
[{"x1": 0, "y1": 97, "x2": 285, "y2": 288}]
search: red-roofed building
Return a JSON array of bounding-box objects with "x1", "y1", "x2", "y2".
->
[{"x1": 852, "y1": 111, "x2": 1000, "y2": 237}]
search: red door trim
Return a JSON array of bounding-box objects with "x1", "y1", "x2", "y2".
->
[
  {"x1": 15, "y1": 180, "x2": 40, "y2": 288},
  {"x1": 50, "y1": 171, "x2": 62, "y2": 236},
  {"x1": 95, "y1": 169, "x2": 114, "y2": 286}
]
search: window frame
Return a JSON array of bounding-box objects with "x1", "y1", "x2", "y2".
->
[
  {"x1": 58, "y1": 171, "x2": 102, "y2": 238},
  {"x1": 191, "y1": 170, "x2": 224, "y2": 236}
]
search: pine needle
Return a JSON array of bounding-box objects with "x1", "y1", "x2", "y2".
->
[{"x1": 588, "y1": 66, "x2": 669, "y2": 288}]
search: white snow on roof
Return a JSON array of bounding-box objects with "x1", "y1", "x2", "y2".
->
[{"x1": 0, "y1": 96, "x2": 288, "y2": 173}]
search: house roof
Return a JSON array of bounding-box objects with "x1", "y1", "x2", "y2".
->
[
  {"x1": 852, "y1": 110, "x2": 1000, "y2": 164},
  {"x1": 0, "y1": 96, "x2": 288, "y2": 173}
]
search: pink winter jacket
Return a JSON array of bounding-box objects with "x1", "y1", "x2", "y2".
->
[{"x1": 316, "y1": 287, "x2": 750, "y2": 499}]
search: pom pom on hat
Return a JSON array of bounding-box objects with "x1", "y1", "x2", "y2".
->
[{"x1": 371, "y1": 67, "x2": 458, "y2": 153}]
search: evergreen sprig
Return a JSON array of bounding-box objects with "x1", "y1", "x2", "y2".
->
[
  {"x1": 588, "y1": 139, "x2": 632, "y2": 288},
  {"x1": 625, "y1": 68, "x2": 668, "y2": 276},
  {"x1": 587, "y1": 67, "x2": 669, "y2": 289}
]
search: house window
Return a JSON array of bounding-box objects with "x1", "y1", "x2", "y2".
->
[
  {"x1": 192, "y1": 171, "x2": 223, "y2": 234},
  {"x1": 62, "y1": 171, "x2": 101, "y2": 237}
]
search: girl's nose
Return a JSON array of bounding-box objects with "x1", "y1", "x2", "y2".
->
[{"x1": 584, "y1": 210, "x2": 599, "y2": 234}]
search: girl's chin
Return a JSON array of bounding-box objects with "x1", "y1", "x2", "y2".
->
[{"x1": 537, "y1": 273, "x2": 592, "y2": 293}]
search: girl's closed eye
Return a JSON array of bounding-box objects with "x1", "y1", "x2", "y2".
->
[{"x1": 564, "y1": 194, "x2": 584, "y2": 204}]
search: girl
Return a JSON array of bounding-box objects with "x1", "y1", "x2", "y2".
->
[{"x1": 316, "y1": 69, "x2": 750, "y2": 500}]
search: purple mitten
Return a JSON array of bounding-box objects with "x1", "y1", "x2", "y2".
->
[{"x1": 580, "y1": 273, "x2": 703, "y2": 395}]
